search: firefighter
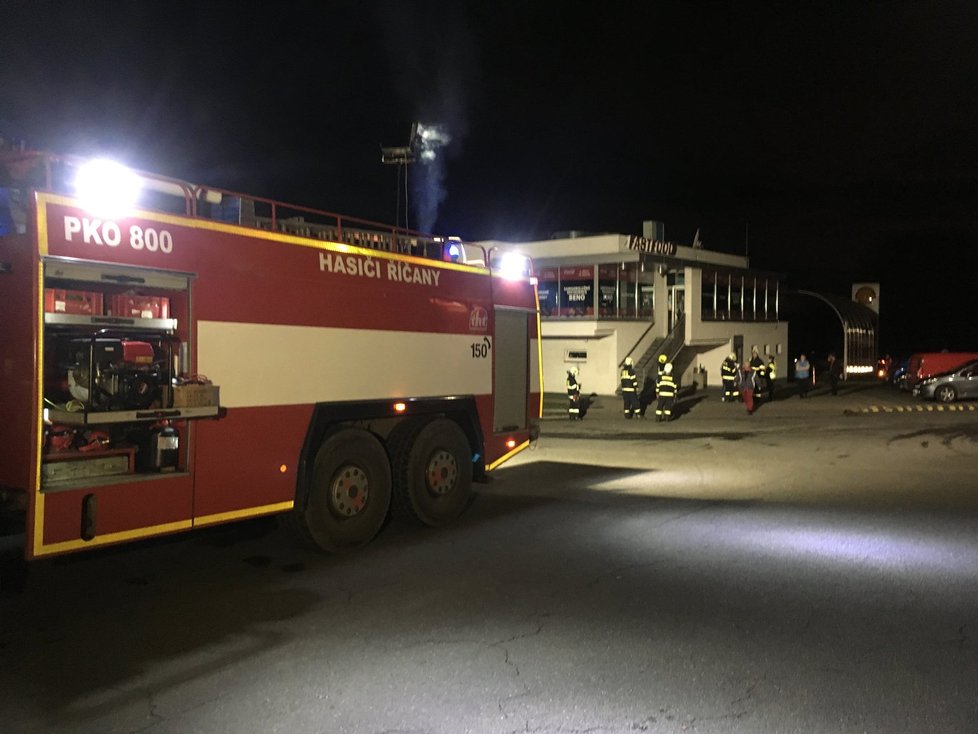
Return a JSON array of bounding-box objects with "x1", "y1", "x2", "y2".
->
[
  {"x1": 620, "y1": 357, "x2": 639, "y2": 418},
  {"x1": 655, "y1": 362, "x2": 678, "y2": 421},
  {"x1": 720, "y1": 352, "x2": 740, "y2": 402},
  {"x1": 766, "y1": 354, "x2": 777, "y2": 400},
  {"x1": 749, "y1": 348, "x2": 767, "y2": 401},
  {"x1": 566, "y1": 368, "x2": 582, "y2": 420},
  {"x1": 655, "y1": 353, "x2": 668, "y2": 393}
]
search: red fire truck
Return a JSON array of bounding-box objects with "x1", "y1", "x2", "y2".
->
[{"x1": 0, "y1": 151, "x2": 541, "y2": 582}]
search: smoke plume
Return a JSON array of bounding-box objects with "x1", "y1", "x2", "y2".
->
[{"x1": 376, "y1": 2, "x2": 475, "y2": 234}]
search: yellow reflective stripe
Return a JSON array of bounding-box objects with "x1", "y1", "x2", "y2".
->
[
  {"x1": 486, "y1": 440, "x2": 530, "y2": 471},
  {"x1": 33, "y1": 518, "x2": 193, "y2": 557},
  {"x1": 194, "y1": 501, "x2": 294, "y2": 527}
]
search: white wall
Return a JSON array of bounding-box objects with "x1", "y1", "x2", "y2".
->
[{"x1": 542, "y1": 320, "x2": 650, "y2": 395}]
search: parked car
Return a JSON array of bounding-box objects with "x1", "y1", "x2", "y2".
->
[
  {"x1": 914, "y1": 360, "x2": 978, "y2": 403},
  {"x1": 904, "y1": 352, "x2": 978, "y2": 390}
]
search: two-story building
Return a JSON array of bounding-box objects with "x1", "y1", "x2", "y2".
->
[{"x1": 480, "y1": 223, "x2": 788, "y2": 396}]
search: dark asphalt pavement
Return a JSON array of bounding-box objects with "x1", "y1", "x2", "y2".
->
[{"x1": 2, "y1": 382, "x2": 978, "y2": 733}]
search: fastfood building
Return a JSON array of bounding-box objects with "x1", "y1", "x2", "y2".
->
[{"x1": 480, "y1": 223, "x2": 789, "y2": 395}]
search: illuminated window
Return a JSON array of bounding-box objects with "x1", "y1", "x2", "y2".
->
[{"x1": 558, "y1": 266, "x2": 594, "y2": 318}]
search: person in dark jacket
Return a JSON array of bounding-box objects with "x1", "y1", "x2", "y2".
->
[
  {"x1": 827, "y1": 352, "x2": 842, "y2": 395},
  {"x1": 720, "y1": 352, "x2": 740, "y2": 402},
  {"x1": 620, "y1": 357, "x2": 639, "y2": 418},
  {"x1": 655, "y1": 363, "x2": 678, "y2": 421},
  {"x1": 766, "y1": 354, "x2": 777, "y2": 400},
  {"x1": 639, "y1": 375, "x2": 657, "y2": 418}
]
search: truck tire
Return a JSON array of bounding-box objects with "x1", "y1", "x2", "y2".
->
[
  {"x1": 296, "y1": 428, "x2": 392, "y2": 552},
  {"x1": 389, "y1": 417, "x2": 473, "y2": 527}
]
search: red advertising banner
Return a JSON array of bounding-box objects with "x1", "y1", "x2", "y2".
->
[{"x1": 559, "y1": 266, "x2": 594, "y2": 280}]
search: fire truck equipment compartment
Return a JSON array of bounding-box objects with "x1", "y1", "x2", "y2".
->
[
  {"x1": 41, "y1": 447, "x2": 135, "y2": 485},
  {"x1": 44, "y1": 288, "x2": 103, "y2": 315},
  {"x1": 110, "y1": 294, "x2": 170, "y2": 319}
]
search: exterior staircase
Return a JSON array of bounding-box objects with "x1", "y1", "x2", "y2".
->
[{"x1": 635, "y1": 315, "x2": 685, "y2": 382}]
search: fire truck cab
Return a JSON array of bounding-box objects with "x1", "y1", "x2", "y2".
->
[{"x1": 0, "y1": 151, "x2": 541, "y2": 584}]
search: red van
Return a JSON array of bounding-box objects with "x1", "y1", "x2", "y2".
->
[{"x1": 905, "y1": 352, "x2": 978, "y2": 389}]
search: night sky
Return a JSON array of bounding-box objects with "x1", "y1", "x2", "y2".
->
[{"x1": 3, "y1": 2, "x2": 977, "y2": 354}]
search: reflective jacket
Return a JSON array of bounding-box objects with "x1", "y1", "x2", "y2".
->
[
  {"x1": 657, "y1": 374, "x2": 677, "y2": 397},
  {"x1": 566, "y1": 374, "x2": 581, "y2": 398},
  {"x1": 767, "y1": 359, "x2": 777, "y2": 379},
  {"x1": 750, "y1": 354, "x2": 767, "y2": 377},
  {"x1": 721, "y1": 358, "x2": 739, "y2": 381},
  {"x1": 620, "y1": 366, "x2": 637, "y2": 392}
]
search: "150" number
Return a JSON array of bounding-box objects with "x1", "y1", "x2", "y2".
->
[{"x1": 470, "y1": 338, "x2": 491, "y2": 358}]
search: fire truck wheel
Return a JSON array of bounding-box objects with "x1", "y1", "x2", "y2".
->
[
  {"x1": 390, "y1": 417, "x2": 473, "y2": 527},
  {"x1": 300, "y1": 428, "x2": 392, "y2": 552}
]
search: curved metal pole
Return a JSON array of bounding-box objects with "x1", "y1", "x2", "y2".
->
[{"x1": 798, "y1": 290, "x2": 849, "y2": 378}]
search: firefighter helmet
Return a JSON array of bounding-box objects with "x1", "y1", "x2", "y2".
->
[
  {"x1": 658, "y1": 354, "x2": 667, "y2": 364},
  {"x1": 729, "y1": 352, "x2": 737, "y2": 361},
  {"x1": 624, "y1": 357, "x2": 633, "y2": 367}
]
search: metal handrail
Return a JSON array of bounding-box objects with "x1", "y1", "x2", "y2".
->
[
  {"x1": 621, "y1": 322, "x2": 657, "y2": 365},
  {"x1": 657, "y1": 314, "x2": 686, "y2": 363},
  {"x1": 639, "y1": 314, "x2": 686, "y2": 381},
  {"x1": 194, "y1": 184, "x2": 439, "y2": 251},
  {"x1": 2, "y1": 150, "x2": 486, "y2": 265}
]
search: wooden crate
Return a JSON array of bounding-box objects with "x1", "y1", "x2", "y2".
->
[{"x1": 172, "y1": 384, "x2": 220, "y2": 408}]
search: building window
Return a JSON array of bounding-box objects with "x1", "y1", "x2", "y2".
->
[
  {"x1": 716, "y1": 272, "x2": 729, "y2": 320},
  {"x1": 638, "y1": 266, "x2": 654, "y2": 318},
  {"x1": 537, "y1": 268, "x2": 558, "y2": 317},
  {"x1": 730, "y1": 275, "x2": 743, "y2": 320},
  {"x1": 598, "y1": 264, "x2": 619, "y2": 318},
  {"x1": 540, "y1": 261, "x2": 656, "y2": 321},
  {"x1": 744, "y1": 279, "x2": 756, "y2": 320},
  {"x1": 558, "y1": 266, "x2": 594, "y2": 317},
  {"x1": 702, "y1": 271, "x2": 716, "y2": 320},
  {"x1": 701, "y1": 270, "x2": 784, "y2": 322},
  {"x1": 767, "y1": 281, "x2": 779, "y2": 321},
  {"x1": 619, "y1": 262, "x2": 637, "y2": 318}
]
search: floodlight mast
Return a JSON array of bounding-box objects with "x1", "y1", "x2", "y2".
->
[{"x1": 381, "y1": 123, "x2": 423, "y2": 231}]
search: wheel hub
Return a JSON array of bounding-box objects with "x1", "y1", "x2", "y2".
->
[
  {"x1": 426, "y1": 449, "x2": 458, "y2": 496},
  {"x1": 330, "y1": 465, "x2": 368, "y2": 517}
]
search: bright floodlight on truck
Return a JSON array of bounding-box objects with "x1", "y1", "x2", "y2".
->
[
  {"x1": 73, "y1": 159, "x2": 142, "y2": 218},
  {"x1": 494, "y1": 251, "x2": 532, "y2": 281}
]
